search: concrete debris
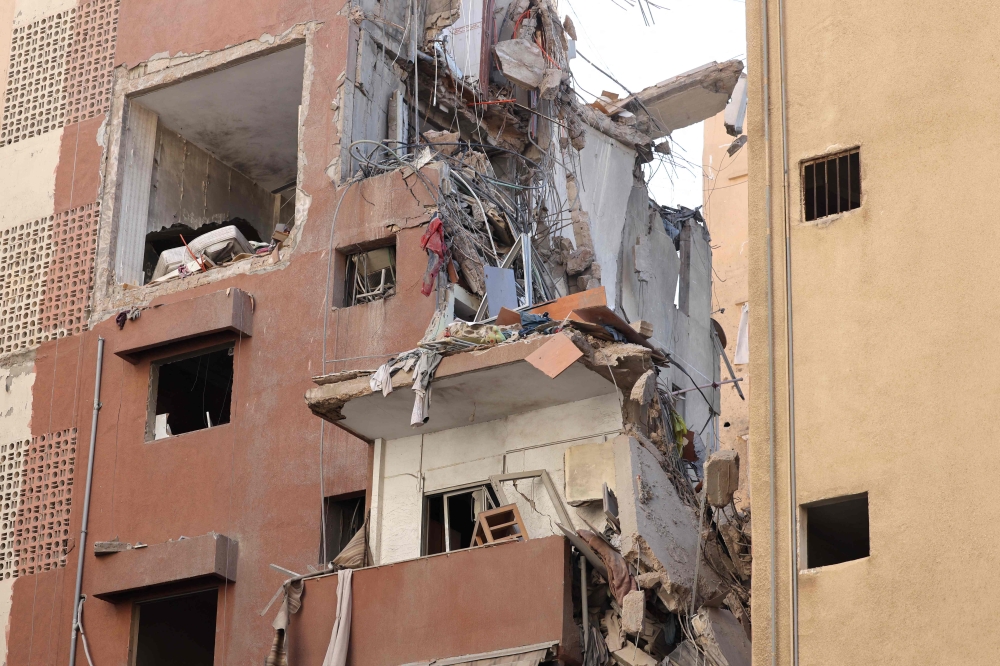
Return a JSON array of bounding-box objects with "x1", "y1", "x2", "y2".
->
[
  {"x1": 620, "y1": 589, "x2": 645, "y2": 634},
  {"x1": 723, "y1": 73, "x2": 748, "y2": 137},
  {"x1": 425, "y1": 0, "x2": 461, "y2": 38},
  {"x1": 602, "y1": 610, "x2": 625, "y2": 651},
  {"x1": 665, "y1": 641, "x2": 702, "y2": 666},
  {"x1": 635, "y1": 571, "x2": 689, "y2": 614},
  {"x1": 629, "y1": 320, "x2": 654, "y2": 338},
  {"x1": 718, "y1": 522, "x2": 751, "y2": 580},
  {"x1": 704, "y1": 449, "x2": 740, "y2": 507},
  {"x1": 607, "y1": 60, "x2": 745, "y2": 139},
  {"x1": 562, "y1": 15, "x2": 578, "y2": 40},
  {"x1": 493, "y1": 39, "x2": 548, "y2": 90},
  {"x1": 691, "y1": 607, "x2": 752, "y2": 666},
  {"x1": 611, "y1": 646, "x2": 657, "y2": 666},
  {"x1": 566, "y1": 247, "x2": 595, "y2": 275},
  {"x1": 539, "y1": 67, "x2": 563, "y2": 100},
  {"x1": 94, "y1": 540, "x2": 131, "y2": 555},
  {"x1": 564, "y1": 441, "x2": 615, "y2": 504},
  {"x1": 423, "y1": 130, "x2": 460, "y2": 155},
  {"x1": 629, "y1": 369, "x2": 656, "y2": 404}
]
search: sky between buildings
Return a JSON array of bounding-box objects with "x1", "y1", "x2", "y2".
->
[{"x1": 563, "y1": 0, "x2": 747, "y2": 208}]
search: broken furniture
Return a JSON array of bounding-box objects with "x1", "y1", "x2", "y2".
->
[
  {"x1": 471, "y1": 504, "x2": 528, "y2": 546},
  {"x1": 151, "y1": 225, "x2": 255, "y2": 280},
  {"x1": 345, "y1": 246, "x2": 397, "y2": 306}
]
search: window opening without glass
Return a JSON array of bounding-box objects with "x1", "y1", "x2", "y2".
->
[
  {"x1": 345, "y1": 246, "x2": 396, "y2": 306},
  {"x1": 424, "y1": 484, "x2": 499, "y2": 555},
  {"x1": 148, "y1": 345, "x2": 234, "y2": 440},
  {"x1": 133, "y1": 589, "x2": 217, "y2": 666},
  {"x1": 804, "y1": 492, "x2": 870, "y2": 568}
]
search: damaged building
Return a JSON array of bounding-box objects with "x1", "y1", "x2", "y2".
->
[{"x1": 0, "y1": 0, "x2": 748, "y2": 665}]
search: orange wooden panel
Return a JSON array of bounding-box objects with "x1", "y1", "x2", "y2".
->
[{"x1": 524, "y1": 333, "x2": 584, "y2": 379}]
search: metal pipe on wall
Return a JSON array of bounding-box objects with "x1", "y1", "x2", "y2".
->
[
  {"x1": 775, "y1": 0, "x2": 801, "y2": 659},
  {"x1": 758, "y1": 0, "x2": 780, "y2": 662},
  {"x1": 69, "y1": 337, "x2": 105, "y2": 666}
]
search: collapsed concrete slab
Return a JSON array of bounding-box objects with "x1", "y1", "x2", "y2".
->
[
  {"x1": 608, "y1": 60, "x2": 745, "y2": 138},
  {"x1": 612, "y1": 435, "x2": 726, "y2": 606},
  {"x1": 691, "y1": 607, "x2": 751, "y2": 666}
]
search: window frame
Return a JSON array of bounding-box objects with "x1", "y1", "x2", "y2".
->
[
  {"x1": 421, "y1": 482, "x2": 500, "y2": 555},
  {"x1": 801, "y1": 147, "x2": 861, "y2": 222}
]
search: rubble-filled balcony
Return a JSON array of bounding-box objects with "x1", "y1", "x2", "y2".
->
[{"x1": 302, "y1": 291, "x2": 749, "y2": 665}]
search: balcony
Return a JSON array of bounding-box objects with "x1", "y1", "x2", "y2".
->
[{"x1": 287, "y1": 536, "x2": 580, "y2": 666}]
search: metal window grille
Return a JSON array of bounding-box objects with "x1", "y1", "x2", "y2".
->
[
  {"x1": 803, "y1": 149, "x2": 861, "y2": 221},
  {"x1": 345, "y1": 246, "x2": 396, "y2": 306}
]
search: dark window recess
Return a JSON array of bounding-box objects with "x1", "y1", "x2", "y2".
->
[
  {"x1": 805, "y1": 493, "x2": 870, "y2": 568},
  {"x1": 425, "y1": 485, "x2": 499, "y2": 555},
  {"x1": 151, "y1": 346, "x2": 234, "y2": 438},
  {"x1": 803, "y1": 149, "x2": 860, "y2": 221},
  {"x1": 134, "y1": 589, "x2": 218, "y2": 666},
  {"x1": 322, "y1": 494, "x2": 365, "y2": 563},
  {"x1": 345, "y1": 246, "x2": 396, "y2": 306}
]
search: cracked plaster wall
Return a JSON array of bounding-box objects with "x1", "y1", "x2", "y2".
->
[
  {"x1": 373, "y1": 393, "x2": 622, "y2": 564},
  {"x1": 0, "y1": 353, "x2": 33, "y2": 435}
]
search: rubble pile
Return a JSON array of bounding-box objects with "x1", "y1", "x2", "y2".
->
[{"x1": 301, "y1": 0, "x2": 750, "y2": 661}]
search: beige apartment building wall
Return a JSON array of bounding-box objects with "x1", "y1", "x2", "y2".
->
[
  {"x1": 746, "y1": 2, "x2": 1000, "y2": 665},
  {"x1": 703, "y1": 110, "x2": 750, "y2": 502}
]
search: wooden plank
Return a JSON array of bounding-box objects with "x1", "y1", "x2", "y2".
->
[
  {"x1": 524, "y1": 333, "x2": 584, "y2": 379},
  {"x1": 496, "y1": 306, "x2": 521, "y2": 326},
  {"x1": 527, "y1": 286, "x2": 607, "y2": 321}
]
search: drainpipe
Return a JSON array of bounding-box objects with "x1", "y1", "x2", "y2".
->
[
  {"x1": 758, "y1": 0, "x2": 779, "y2": 663},
  {"x1": 761, "y1": 0, "x2": 799, "y2": 662},
  {"x1": 69, "y1": 337, "x2": 105, "y2": 666},
  {"x1": 775, "y1": 0, "x2": 801, "y2": 660}
]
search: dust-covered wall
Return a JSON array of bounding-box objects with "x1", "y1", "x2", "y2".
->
[
  {"x1": 147, "y1": 123, "x2": 275, "y2": 240},
  {"x1": 372, "y1": 394, "x2": 622, "y2": 564}
]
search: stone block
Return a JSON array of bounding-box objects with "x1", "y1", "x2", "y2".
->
[
  {"x1": 621, "y1": 589, "x2": 645, "y2": 634},
  {"x1": 704, "y1": 449, "x2": 739, "y2": 508}
]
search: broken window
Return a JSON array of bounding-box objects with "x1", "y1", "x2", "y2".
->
[
  {"x1": 344, "y1": 245, "x2": 396, "y2": 306},
  {"x1": 114, "y1": 44, "x2": 306, "y2": 286},
  {"x1": 802, "y1": 148, "x2": 861, "y2": 221},
  {"x1": 133, "y1": 589, "x2": 218, "y2": 666},
  {"x1": 424, "y1": 484, "x2": 499, "y2": 555},
  {"x1": 804, "y1": 493, "x2": 869, "y2": 568},
  {"x1": 148, "y1": 345, "x2": 234, "y2": 440},
  {"x1": 322, "y1": 493, "x2": 365, "y2": 562}
]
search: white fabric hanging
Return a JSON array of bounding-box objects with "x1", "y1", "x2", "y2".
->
[
  {"x1": 321, "y1": 569, "x2": 353, "y2": 666},
  {"x1": 734, "y1": 303, "x2": 749, "y2": 365}
]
